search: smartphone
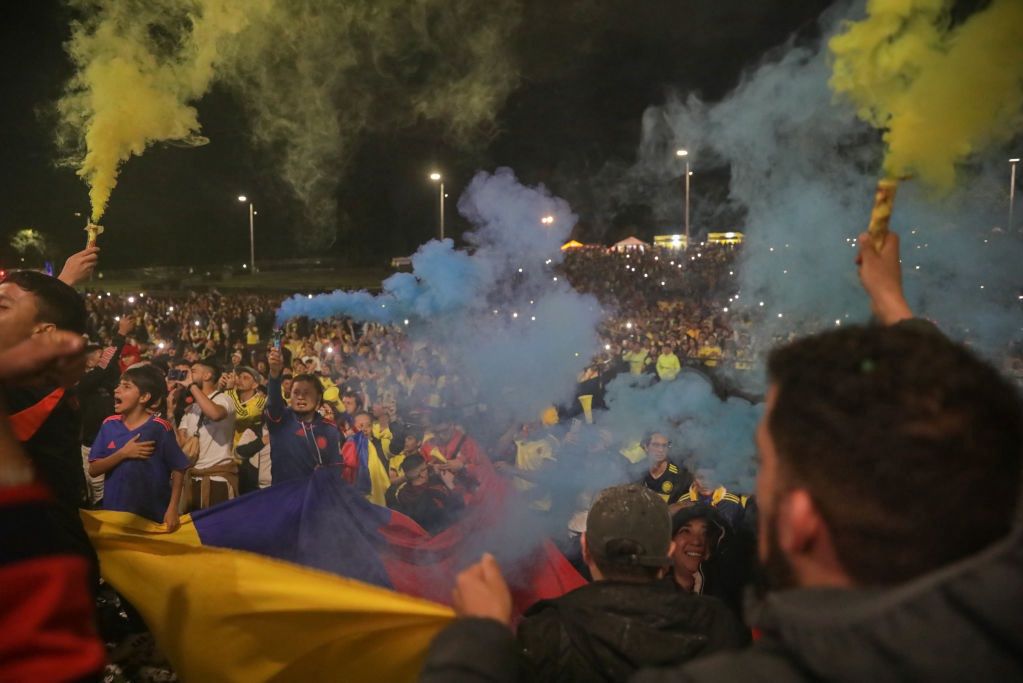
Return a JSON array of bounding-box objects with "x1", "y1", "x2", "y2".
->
[
  {"x1": 272, "y1": 329, "x2": 283, "y2": 351},
  {"x1": 167, "y1": 368, "x2": 187, "y2": 381}
]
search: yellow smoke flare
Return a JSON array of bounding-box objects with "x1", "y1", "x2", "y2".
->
[
  {"x1": 829, "y1": 0, "x2": 1023, "y2": 190},
  {"x1": 58, "y1": 0, "x2": 270, "y2": 222}
]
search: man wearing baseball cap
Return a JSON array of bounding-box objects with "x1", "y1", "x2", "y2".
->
[{"x1": 423, "y1": 484, "x2": 745, "y2": 682}]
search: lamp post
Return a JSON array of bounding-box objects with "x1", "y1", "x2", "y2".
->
[
  {"x1": 1010, "y1": 158, "x2": 1020, "y2": 233},
  {"x1": 676, "y1": 149, "x2": 690, "y2": 249},
  {"x1": 237, "y1": 195, "x2": 256, "y2": 273},
  {"x1": 429, "y1": 172, "x2": 445, "y2": 240}
]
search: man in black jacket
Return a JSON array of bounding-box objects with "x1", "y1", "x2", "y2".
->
[
  {"x1": 422, "y1": 484, "x2": 746, "y2": 682},
  {"x1": 418, "y1": 232, "x2": 1023, "y2": 683},
  {"x1": 0, "y1": 270, "x2": 96, "y2": 580}
]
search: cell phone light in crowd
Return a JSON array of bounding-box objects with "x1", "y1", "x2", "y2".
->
[
  {"x1": 777, "y1": 313, "x2": 784, "y2": 318},
  {"x1": 326, "y1": 346, "x2": 333, "y2": 354},
  {"x1": 307, "y1": 294, "x2": 313, "y2": 299},
  {"x1": 517, "y1": 267, "x2": 523, "y2": 273},
  {"x1": 168, "y1": 306, "x2": 174, "y2": 312},
  {"x1": 106, "y1": 292, "x2": 111, "y2": 296},
  {"x1": 625, "y1": 321, "x2": 633, "y2": 329},
  {"x1": 158, "y1": 342, "x2": 166, "y2": 350},
  {"x1": 604, "y1": 344, "x2": 611, "y2": 351},
  {"x1": 114, "y1": 316, "x2": 120, "y2": 321},
  {"x1": 403, "y1": 319, "x2": 410, "y2": 326},
  {"x1": 759, "y1": 301, "x2": 765, "y2": 307},
  {"x1": 242, "y1": 264, "x2": 247, "y2": 269},
  {"x1": 512, "y1": 312, "x2": 519, "y2": 319},
  {"x1": 835, "y1": 319, "x2": 842, "y2": 326},
  {"x1": 552, "y1": 277, "x2": 558, "y2": 282},
  {"x1": 723, "y1": 307, "x2": 729, "y2": 312},
  {"x1": 194, "y1": 320, "x2": 201, "y2": 327},
  {"x1": 127, "y1": 296, "x2": 135, "y2": 304},
  {"x1": 139, "y1": 292, "x2": 144, "y2": 297},
  {"x1": 530, "y1": 316, "x2": 536, "y2": 321}
]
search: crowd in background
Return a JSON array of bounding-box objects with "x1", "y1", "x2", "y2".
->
[{"x1": 3, "y1": 229, "x2": 1022, "y2": 683}]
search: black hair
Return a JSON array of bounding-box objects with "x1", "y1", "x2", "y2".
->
[
  {"x1": 767, "y1": 322, "x2": 1023, "y2": 585},
  {"x1": 192, "y1": 357, "x2": 222, "y2": 382},
  {"x1": 2, "y1": 271, "x2": 87, "y2": 334},
  {"x1": 291, "y1": 373, "x2": 324, "y2": 398},
  {"x1": 122, "y1": 365, "x2": 169, "y2": 414},
  {"x1": 400, "y1": 454, "x2": 426, "y2": 474}
]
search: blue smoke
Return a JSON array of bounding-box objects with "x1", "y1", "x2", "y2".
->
[
  {"x1": 601, "y1": 371, "x2": 762, "y2": 491},
  {"x1": 277, "y1": 168, "x2": 602, "y2": 424},
  {"x1": 634, "y1": 1, "x2": 1022, "y2": 370}
]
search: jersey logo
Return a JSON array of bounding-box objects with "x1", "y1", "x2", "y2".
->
[
  {"x1": 107, "y1": 441, "x2": 117, "y2": 450},
  {"x1": 316, "y1": 436, "x2": 328, "y2": 450},
  {"x1": 661, "y1": 481, "x2": 674, "y2": 493}
]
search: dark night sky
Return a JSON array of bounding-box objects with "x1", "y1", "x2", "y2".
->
[{"x1": 0, "y1": 0, "x2": 833, "y2": 269}]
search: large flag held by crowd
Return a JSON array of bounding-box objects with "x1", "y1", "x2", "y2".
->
[{"x1": 83, "y1": 466, "x2": 584, "y2": 681}]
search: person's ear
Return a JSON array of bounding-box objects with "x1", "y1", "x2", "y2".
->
[
  {"x1": 777, "y1": 488, "x2": 822, "y2": 557},
  {"x1": 580, "y1": 533, "x2": 592, "y2": 565},
  {"x1": 666, "y1": 540, "x2": 677, "y2": 560},
  {"x1": 32, "y1": 322, "x2": 57, "y2": 336}
]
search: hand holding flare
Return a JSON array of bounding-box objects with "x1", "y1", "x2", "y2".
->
[
  {"x1": 866, "y1": 179, "x2": 898, "y2": 252},
  {"x1": 84, "y1": 222, "x2": 104, "y2": 247}
]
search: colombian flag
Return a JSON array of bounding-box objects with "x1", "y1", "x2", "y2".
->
[{"x1": 83, "y1": 465, "x2": 583, "y2": 681}]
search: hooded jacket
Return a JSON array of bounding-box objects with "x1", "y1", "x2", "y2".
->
[
  {"x1": 633, "y1": 519, "x2": 1023, "y2": 683},
  {"x1": 518, "y1": 579, "x2": 747, "y2": 682},
  {"x1": 420, "y1": 579, "x2": 746, "y2": 683}
]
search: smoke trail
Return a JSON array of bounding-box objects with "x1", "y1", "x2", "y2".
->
[
  {"x1": 280, "y1": 168, "x2": 602, "y2": 424},
  {"x1": 57, "y1": 0, "x2": 522, "y2": 246},
  {"x1": 56, "y1": 0, "x2": 271, "y2": 222},
  {"x1": 829, "y1": 0, "x2": 1023, "y2": 190},
  {"x1": 209, "y1": 0, "x2": 523, "y2": 248},
  {"x1": 632, "y1": 1, "x2": 1022, "y2": 368}
]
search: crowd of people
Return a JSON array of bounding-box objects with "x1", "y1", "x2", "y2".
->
[{"x1": 1, "y1": 231, "x2": 1020, "y2": 682}]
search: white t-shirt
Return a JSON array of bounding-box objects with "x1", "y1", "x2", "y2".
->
[
  {"x1": 237, "y1": 427, "x2": 272, "y2": 489},
  {"x1": 180, "y1": 390, "x2": 236, "y2": 475}
]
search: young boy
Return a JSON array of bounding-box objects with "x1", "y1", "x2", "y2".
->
[{"x1": 88, "y1": 365, "x2": 189, "y2": 531}]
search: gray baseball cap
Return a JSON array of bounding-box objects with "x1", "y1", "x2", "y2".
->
[{"x1": 586, "y1": 484, "x2": 672, "y2": 568}]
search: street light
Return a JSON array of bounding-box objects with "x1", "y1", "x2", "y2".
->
[
  {"x1": 1010, "y1": 158, "x2": 1020, "y2": 233},
  {"x1": 676, "y1": 149, "x2": 691, "y2": 249},
  {"x1": 429, "y1": 172, "x2": 445, "y2": 240},
  {"x1": 238, "y1": 195, "x2": 256, "y2": 273}
]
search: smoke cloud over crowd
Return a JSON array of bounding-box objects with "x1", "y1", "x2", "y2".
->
[
  {"x1": 56, "y1": 0, "x2": 522, "y2": 246},
  {"x1": 634, "y1": 1, "x2": 1022, "y2": 363}
]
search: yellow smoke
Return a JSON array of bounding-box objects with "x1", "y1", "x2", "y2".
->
[
  {"x1": 829, "y1": 0, "x2": 1023, "y2": 190},
  {"x1": 58, "y1": 0, "x2": 270, "y2": 222}
]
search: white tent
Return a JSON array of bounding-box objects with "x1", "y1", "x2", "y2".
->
[{"x1": 611, "y1": 236, "x2": 650, "y2": 252}]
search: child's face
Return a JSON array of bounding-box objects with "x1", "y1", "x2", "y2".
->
[{"x1": 114, "y1": 378, "x2": 143, "y2": 414}]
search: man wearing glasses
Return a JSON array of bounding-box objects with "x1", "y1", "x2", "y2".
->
[{"x1": 639, "y1": 432, "x2": 692, "y2": 506}]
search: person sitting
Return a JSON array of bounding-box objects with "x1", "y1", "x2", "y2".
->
[
  {"x1": 421, "y1": 484, "x2": 747, "y2": 682},
  {"x1": 385, "y1": 455, "x2": 465, "y2": 535}
]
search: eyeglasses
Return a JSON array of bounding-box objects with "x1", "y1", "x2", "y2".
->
[{"x1": 649, "y1": 441, "x2": 671, "y2": 448}]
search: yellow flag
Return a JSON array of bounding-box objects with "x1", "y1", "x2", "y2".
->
[{"x1": 83, "y1": 510, "x2": 453, "y2": 682}]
